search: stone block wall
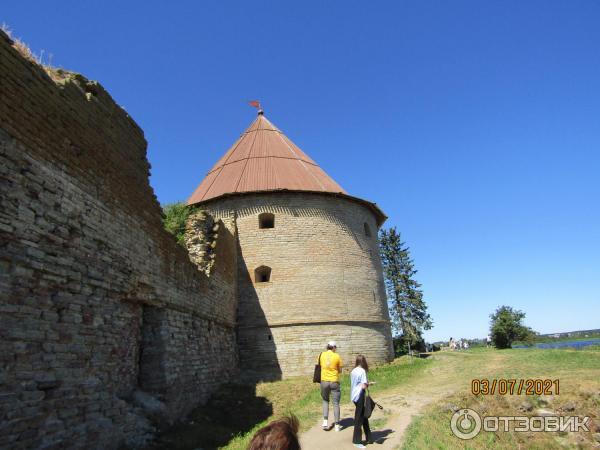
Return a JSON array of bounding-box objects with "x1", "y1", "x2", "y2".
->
[
  {"x1": 0, "y1": 31, "x2": 238, "y2": 449},
  {"x1": 204, "y1": 192, "x2": 394, "y2": 381}
]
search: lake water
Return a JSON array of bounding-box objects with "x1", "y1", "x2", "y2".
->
[{"x1": 514, "y1": 338, "x2": 600, "y2": 349}]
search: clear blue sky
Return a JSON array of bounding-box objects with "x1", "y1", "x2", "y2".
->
[{"x1": 4, "y1": 1, "x2": 599, "y2": 342}]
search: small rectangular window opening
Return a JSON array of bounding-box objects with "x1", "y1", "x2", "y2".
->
[
  {"x1": 259, "y1": 213, "x2": 275, "y2": 229},
  {"x1": 255, "y1": 266, "x2": 272, "y2": 283}
]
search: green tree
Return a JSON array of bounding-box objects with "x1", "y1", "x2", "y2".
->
[
  {"x1": 162, "y1": 202, "x2": 195, "y2": 244},
  {"x1": 489, "y1": 306, "x2": 534, "y2": 349},
  {"x1": 379, "y1": 227, "x2": 433, "y2": 353}
]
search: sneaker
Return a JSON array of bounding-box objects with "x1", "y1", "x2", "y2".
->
[
  {"x1": 322, "y1": 419, "x2": 328, "y2": 430},
  {"x1": 353, "y1": 444, "x2": 367, "y2": 449},
  {"x1": 334, "y1": 424, "x2": 342, "y2": 432}
]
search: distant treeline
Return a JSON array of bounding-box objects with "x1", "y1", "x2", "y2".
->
[
  {"x1": 537, "y1": 328, "x2": 600, "y2": 339},
  {"x1": 431, "y1": 329, "x2": 600, "y2": 349},
  {"x1": 529, "y1": 329, "x2": 600, "y2": 343}
]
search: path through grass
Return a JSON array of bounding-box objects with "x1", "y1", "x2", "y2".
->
[
  {"x1": 152, "y1": 347, "x2": 600, "y2": 449},
  {"x1": 401, "y1": 347, "x2": 600, "y2": 450},
  {"x1": 225, "y1": 356, "x2": 432, "y2": 449}
]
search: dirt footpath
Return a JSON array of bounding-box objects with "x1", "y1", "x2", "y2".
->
[
  {"x1": 299, "y1": 352, "x2": 503, "y2": 449},
  {"x1": 299, "y1": 387, "x2": 452, "y2": 449}
]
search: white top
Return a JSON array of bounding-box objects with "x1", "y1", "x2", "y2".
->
[{"x1": 350, "y1": 366, "x2": 368, "y2": 402}]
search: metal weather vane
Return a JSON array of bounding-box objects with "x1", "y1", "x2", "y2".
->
[{"x1": 248, "y1": 100, "x2": 263, "y2": 115}]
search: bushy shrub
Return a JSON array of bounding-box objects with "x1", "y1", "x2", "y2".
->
[
  {"x1": 393, "y1": 335, "x2": 426, "y2": 356},
  {"x1": 162, "y1": 202, "x2": 195, "y2": 244},
  {"x1": 490, "y1": 306, "x2": 535, "y2": 349}
]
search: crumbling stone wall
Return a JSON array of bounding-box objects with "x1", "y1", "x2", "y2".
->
[
  {"x1": 0, "y1": 30, "x2": 238, "y2": 449},
  {"x1": 184, "y1": 210, "x2": 220, "y2": 275}
]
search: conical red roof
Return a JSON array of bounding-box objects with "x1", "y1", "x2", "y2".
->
[{"x1": 187, "y1": 114, "x2": 347, "y2": 204}]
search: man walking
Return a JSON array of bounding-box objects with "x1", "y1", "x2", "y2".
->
[{"x1": 320, "y1": 341, "x2": 342, "y2": 431}]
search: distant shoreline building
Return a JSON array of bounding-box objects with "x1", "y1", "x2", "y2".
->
[{"x1": 187, "y1": 111, "x2": 394, "y2": 380}]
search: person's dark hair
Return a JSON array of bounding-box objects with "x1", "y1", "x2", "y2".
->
[
  {"x1": 327, "y1": 344, "x2": 335, "y2": 350},
  {"x1": 247, "y1": 414, "x2": 300, "y2": 450},
  {"x1": 355, "y1": 354, "x2": 369, "y2": 372}
]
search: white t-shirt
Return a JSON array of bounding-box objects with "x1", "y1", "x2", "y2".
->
[{"x1": 350, "y1": 366, "x2": 368, "y2": 402}]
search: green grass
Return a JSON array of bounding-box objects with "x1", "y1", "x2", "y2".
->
[
  {"x1": 157, "y1": 348, "x2": 599, "y2": 449},
  {"x1": 497, "y1": 347, "x2": 600, "y2": 375},
  {"x1": 401, "y1": 348, "x2": 600, "y2": 450},
  {"x1": 224, "y1": 357, "x2": 432, "y2": 449}
]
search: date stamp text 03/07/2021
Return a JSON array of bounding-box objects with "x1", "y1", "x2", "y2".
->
[{"x1": 471, "y1": 378, "x2": 560, "y2": 396}]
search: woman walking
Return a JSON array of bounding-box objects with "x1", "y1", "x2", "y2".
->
[
  {"x1": 350, "y1": 355, "x2": 372, "y2": 449},
  {"x1": 319, "y1": 341, "x2": 342, "y2": 431}
]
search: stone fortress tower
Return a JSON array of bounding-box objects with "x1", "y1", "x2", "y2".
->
[{"x1": 187, "y1": 110, "x2": 394, "y2": 380}]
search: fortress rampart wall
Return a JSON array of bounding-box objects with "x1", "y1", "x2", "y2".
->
[{"x1": 0, "y1": 30, "x2": 238, "y2": 449}]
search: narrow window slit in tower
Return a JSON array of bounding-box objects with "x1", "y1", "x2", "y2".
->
[{"x1": 364, "y1": 222, "x2": 372, "y2": 237}]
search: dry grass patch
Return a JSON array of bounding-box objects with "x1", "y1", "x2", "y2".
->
[
  {"x1": 402, "y1": 348, "x2": 600, "y2": 449},
  {"x1": 1, "y1": 23, "x2": 71, "y2": 82}
]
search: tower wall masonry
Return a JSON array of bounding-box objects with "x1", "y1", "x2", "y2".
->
[{"x1": 203, "y1": 193, "x2": 395, "y2": 381}]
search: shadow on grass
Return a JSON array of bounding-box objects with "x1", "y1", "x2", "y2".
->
[{"x1": 149, "y1": 383, "x2": 272, "y2": 450}]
